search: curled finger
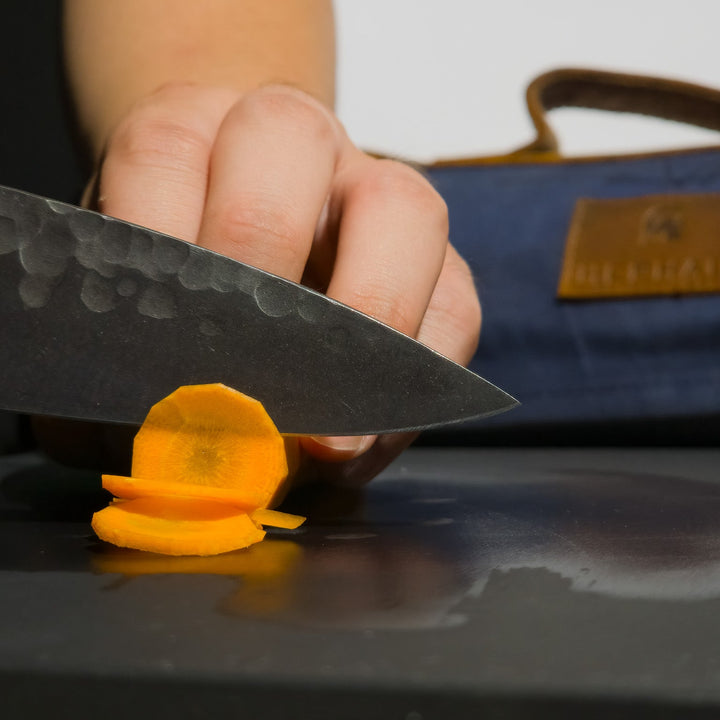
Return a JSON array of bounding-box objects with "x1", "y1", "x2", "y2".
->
[{"x1": 198, "y1": 85, "x2": 343, "y2": 281}]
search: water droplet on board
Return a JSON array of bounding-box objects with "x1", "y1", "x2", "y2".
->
[
  {"x1": 420, "y1": 518, "x2": 454, "y2": 527},
  {"x1": 325, "y1": 532, "x2": 378, "y2": 541}
]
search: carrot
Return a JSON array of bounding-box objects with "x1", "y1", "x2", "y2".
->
[
  {"x1": 92, "y1": 496, "x2": 265, "y2": 556},
  {"x1": 101, "y1": 474, "x2": 256, "y2": 509},
  {"x1": 132, "y1": 384, "x2": 290, "y2": 509},
  {"x1": 250, "y1": 507, "x2": 306, "y2": 530},
  {"x1": 102, "y1": 476, "x2": 305, "y2": 528},
  {"x1": 92, "y1": 384, "x2": 306, "y2": 557}
]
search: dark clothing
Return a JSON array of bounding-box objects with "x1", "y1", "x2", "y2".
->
[
  {"x1": 1, "y1": 0, "x2": 85, "y2": 201},
  {"x1": 1, "y1": 1, "x2": 85, "y2": 452}
]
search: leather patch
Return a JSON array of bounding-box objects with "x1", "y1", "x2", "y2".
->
[{"x1": 557, "y1": 193, "x2": 720, "y2": 299}]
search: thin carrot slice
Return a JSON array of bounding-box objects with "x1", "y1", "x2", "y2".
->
[
  {"x1": 102, "y1": 474, "x2": 255, "y2": 510},
  {"x1": 102, "y1": 477, "x2": 306, "y2": 529},
  {"x1": 250, "y1": 507, "x2": 306, "y2": 530},
  {"x1": 103, "y1": 476, "x2": 306, "y2": 528},
  {"x1": 132, "y1": 384, "x2": 289, "y2": 508},
  {"x1": 92, "y1": 496, "x2": 265, "y2": 556}
]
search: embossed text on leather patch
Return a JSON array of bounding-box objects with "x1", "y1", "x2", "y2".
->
[{"x1": 557, "y1": 193, "x2": 720, "y2": 299}]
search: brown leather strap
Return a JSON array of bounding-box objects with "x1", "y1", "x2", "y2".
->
[{"x1": 521, "y1": 68, "x2": 720, "y2": 155}]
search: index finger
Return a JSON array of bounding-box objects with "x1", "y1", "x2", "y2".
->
[{"x1": 96, "y1": 83, "x2": 236, "y2": 240}]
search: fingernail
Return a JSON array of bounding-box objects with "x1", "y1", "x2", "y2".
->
[{"x1": 311, "y1": 435, "x2": 374, "y2": 455}]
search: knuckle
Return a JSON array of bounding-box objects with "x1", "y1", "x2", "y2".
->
[
  {"x1": 210, "y1": 200, "x2": 307, "y2": 265},
  {"x1": 107, "y1": 107, "x2": 211, "y2": 172},
  {"x1": 359, "y1": 160, "x2": 449, "y2": 234},
  {"x1": 146, "y1": 80, "x2": 200, "y2": 100},
  {"x1": 239, "y1": 84, "x2": 337, "y2": 147},
  {"x1": 346, "y1": 282, "x2": 418, "y2": 336}
]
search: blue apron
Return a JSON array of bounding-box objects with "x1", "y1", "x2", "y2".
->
[{"x1": 426, "y1": 148, "x2": 720, "y2": 433}]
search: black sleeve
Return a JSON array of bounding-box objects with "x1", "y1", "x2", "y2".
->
[
  {"x1": 0, "y1": 0, "x2": 86, "y2": 201},
  {"x1": 1, "y1": 1, "x2": 86, "y2": 455}
]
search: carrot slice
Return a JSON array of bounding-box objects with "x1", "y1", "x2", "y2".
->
[
  {"x1": 101, "y1": 476, "x2": 307, "y2": 532},
  {"x1": 102, "y1": 474, "x2": 255, "y2": 509},
  {"x1": 102, "y1": 477, "x2": 304, "y2": 530},
  {"x1": 132, "y1": 384, "x2": 289, "y2": 508},
  {"x1": 250, "y1": 508, "x2": 307, "y2": 530},
  {"x1": 250, "y1": 507, "x2": 306, "y2": 530},
  {"x1": 92, "y1": 496, "x2": 265, "y2": 556}
]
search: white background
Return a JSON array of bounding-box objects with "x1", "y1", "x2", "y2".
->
[{"x1": 334, "y1": 0, "x2": 720, "y2": 161}]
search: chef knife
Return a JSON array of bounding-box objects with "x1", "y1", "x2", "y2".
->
[{"x1": 0, "y1": 185, "x2": 517, "y2": 434}]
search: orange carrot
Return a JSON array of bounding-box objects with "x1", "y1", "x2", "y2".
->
[
  {"x1": 250, "y1": 507, "x2": 306, "y2": 530},
  {"x1": 92, "y1": 384, "x2": 306, "y2": 557},
  {"x1": 101, "y1": 474, "x2": 256, "y2": 509},
  {"x1": 132, "y1": 384, "x2": 289, "y2": 509},
  {"x1": 92, "y1": 496, "x2": 265, "y2": 556},
  {"x1": 102, "y1": 477, "x2": 305, "y2": 530}
]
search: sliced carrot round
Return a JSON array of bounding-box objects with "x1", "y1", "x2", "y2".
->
[
  {"x1": 102, "y1": 474, "x2": 255, "y2": 509},
  {"x1": 91, "y1": 496, "x2": 265, "y2": 556},
  {"x1": 131, "y1": 384, "x2": 289, "y2": 508}
]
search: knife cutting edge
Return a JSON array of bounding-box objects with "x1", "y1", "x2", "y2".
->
[{"x1": 0, "y1": 185, "x2": 518, "y2": 434}]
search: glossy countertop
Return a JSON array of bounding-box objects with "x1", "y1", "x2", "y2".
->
[{"x1": 2, "y1": 447, "x2": 720, "y2": 719}]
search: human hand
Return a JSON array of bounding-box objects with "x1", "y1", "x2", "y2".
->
[{"x1": 38, "y1": 82, "x2": 481, "y2": 485}]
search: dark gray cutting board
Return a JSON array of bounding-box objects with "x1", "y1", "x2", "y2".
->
[{"x1": 2, "y1": 447, "x2": 720, "y2": 719}]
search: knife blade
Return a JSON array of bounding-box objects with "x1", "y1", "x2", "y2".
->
[{"x1": 0, "y1": 185, "x2": 517, "y2": 434}]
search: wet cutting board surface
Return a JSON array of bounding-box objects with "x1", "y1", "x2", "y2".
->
[{"x1": 2, "y1": 447, "x2": 720, "y2": 719}]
